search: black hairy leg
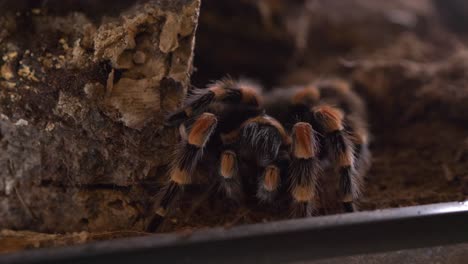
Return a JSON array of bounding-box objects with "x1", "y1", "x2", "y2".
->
[
  {"x1": 240, "y1": 115, "x2": 291, "y2": 203},
  {"x1": 263, "y1": 79, "x2": 370, "y2": 215},
  {"x1": 148, "y1": 78, "x2": 371, "y2": 231},
  {"x1": 288, "y1": 122, "x2": 321, "y2": 217},
  {"x1": 313, "y1": 105, "x2": 359, "y2": 212},
  {"x1": 148, "y1": 112, "x2": 217, "y2": 232},
  {"x1": 166, "y1": 78, "x2": 262, "y2": 126},
  {"x1": 217, "y1": 149, "x2": 243, "y2": 202},
  {"x1": 148, "y1": 78, "x2": 267, "y2": 231}
]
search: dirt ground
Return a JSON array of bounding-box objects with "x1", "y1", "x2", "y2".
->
[{"x1": 1, "y1": 0, "x2": 468, "y2": 255}]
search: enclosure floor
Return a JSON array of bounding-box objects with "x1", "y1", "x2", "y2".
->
[
  {"x1": 159, "y1": 120, "x2": 467, "y2": 232},
  {"x1": 3, "y1": 118, "x2": 466, "y2": 254}
]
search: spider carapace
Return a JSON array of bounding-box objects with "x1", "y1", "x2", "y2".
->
[{"x1": 148, "y1": 78, "x2": 371, "y2": 231}]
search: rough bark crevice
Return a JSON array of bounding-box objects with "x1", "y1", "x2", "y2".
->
[{"x1": 0, "y1": 0, "x2": 200, "y2": 232}]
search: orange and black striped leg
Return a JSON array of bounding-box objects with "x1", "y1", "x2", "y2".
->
[
  {"x1": 348, "y1": 133, "x2": 371, "y2": 183},
  {"x1": 257, "y1": 164, "x2": 281, "y2": 203},
  {"x1": 218, "y1": 149, "x2": 243, "y2": 202},
  {"x1": 239, "y1": 115, "x2": 290, "y2": 203},
  {"x1": 257, "y1": 147, "x2": 289, "y2": 203},
  {"x1": 335, "y1": 139, "x2": 357, "y2": 213},
  {"x1": 288, "y1": 122, "x2": 321, "y2": 217},
  {"x1": 166, "y1": 79, "x2": 261, "y2": 126},
  {"x1": 166, "y1": 90, "x2": 217, "y2": 126},
  {"x1": 313, "y1": 106, "x2": 358, "y2": 212},
  {"x1": 353, "y1": 142, "x2": 371, "y2": 182},
  {"x1": 147, "y1": 113, "x2": 218, "y2": 232},
  {"x1": 240, "y1": 115, "x2": 290, "y2": 167},
  {"x1": 344, "y1": 116, "x2": 371, "y2": 181}
]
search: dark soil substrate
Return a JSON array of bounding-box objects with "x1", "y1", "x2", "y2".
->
[
  {"x1": 155, "y1": 122, "x2": 467, "y2": 233},
  {"x1": 3, "y1": 118, "x2": 467, "y2": 253}
]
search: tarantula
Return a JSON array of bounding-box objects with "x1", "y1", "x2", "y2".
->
[{"x1": 147, "y1": 78, "x2": 371, "y2": 231}]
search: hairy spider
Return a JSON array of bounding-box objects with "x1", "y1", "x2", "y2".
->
[{"x1": 147, "y1": 78, "x2": 371, "y2": 231}]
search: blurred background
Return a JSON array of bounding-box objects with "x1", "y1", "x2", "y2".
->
[{"x1": 191, "y1": 0, "x2": 468, "y2": 213}]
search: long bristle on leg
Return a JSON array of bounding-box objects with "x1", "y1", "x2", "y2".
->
[
  {"x1": 147, "y1": 113, "x2": 217, "y2": 232},
  {"x1": 147, "y1": 181, "x2": 182, "y2": 232},
  {"x1": 240, "y1": 115, "x2": 290, "y2": 166},
  {"x1": 218, "y1": 150, "x2": 243, "y2": 202},
  {"x1": 257, "y1": 165, "x2": 281, "y2": 202},
  {"x1": 345, "y1": 116, "x2": 371, "y2": 181},
  {"x1": 337, "y1": 139, "x2": 356, "y2": 212},
  {"x1": 257, "y1": 148, "x2": 289, "y2": 203},
  {"x1": 288, "y1": 122, "x2": 321, "y2": 217},
  {"x1": 313, "y1": 105, "x2": 359, "y2": 212},
  {"x1": 165, "y1": 91, "x2": 215, "y2": 126},
  {"x1": 240, "y1": 115, "x2": 290, "y2": 202},
  {"x1": 166, "y1": 79, "x2": 261, "y2": 126}
]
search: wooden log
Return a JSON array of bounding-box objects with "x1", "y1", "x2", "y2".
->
[{"x1": 0, "y1": 0, "x2": 200, "y2": 232}]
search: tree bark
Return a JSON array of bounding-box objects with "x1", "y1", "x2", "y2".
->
[{"x1": 0, "y1": 0, "x2": 200, "y2": 232}]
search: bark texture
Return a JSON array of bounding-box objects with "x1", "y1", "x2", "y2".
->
[{"x1": 0, "y1": 0, "x2": 200, "y2": 232}]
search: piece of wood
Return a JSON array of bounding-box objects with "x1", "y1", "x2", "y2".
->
[{"x1": 0, "y1": 0, "x2": 200, "y2": 232}]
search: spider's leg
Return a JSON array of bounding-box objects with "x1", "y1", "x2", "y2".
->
[
  {"x1": 345, "y1": 115, "x2": 371, "y2": 181},
  {"x1": 217, "y1": 148, "x2": 243, "y2": 202},
  {"x1": 240, "y1": 115, "x2": 290, "y2": 203},
  {"x1": 256, "y1": 148, "x2": 289, "y2": 203},
  {"x1": 166, "y1": 79, "x2": 261, "y2": 126},
  {"x1": 288, "y1": 122, "x2": 321, "y2": 217},
  {"x1": 313, "y1": 105, "x2": 359, "y2": 212},
  {"x1": 147, "y1": 112, "x2": 217, "y2": 232},
  {"x1": 318, "y1": 78, "x2": 371, "y2": 182}
]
